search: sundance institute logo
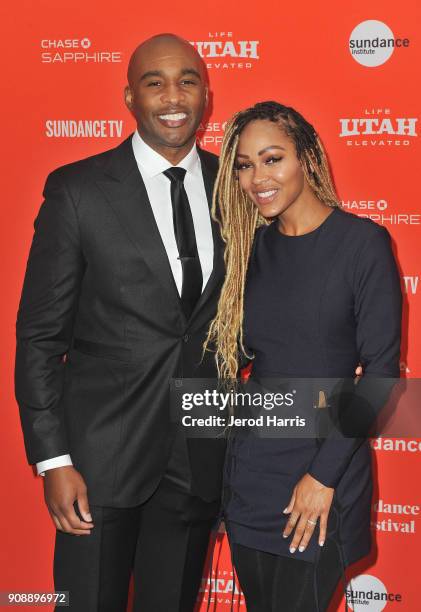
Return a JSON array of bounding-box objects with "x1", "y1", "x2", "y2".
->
[
  {"x1": 349, "y1": 20, "x2": 410, "y2": 67},
  {"x1": 346, "y1": 574, "x2": 402, "y2": 611}
]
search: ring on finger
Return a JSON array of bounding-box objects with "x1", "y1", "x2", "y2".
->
[{"x1": 307, "y1": 519, "x2": 317, "y2": 526}]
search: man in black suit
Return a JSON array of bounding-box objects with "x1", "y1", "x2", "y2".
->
[{"x1": 15, "y1": 33, "x2": 225, "y2": 611}]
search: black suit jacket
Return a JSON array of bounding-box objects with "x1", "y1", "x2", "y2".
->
[{"x1": 15, "y1": 135, "x2": 226, "y2": 506}]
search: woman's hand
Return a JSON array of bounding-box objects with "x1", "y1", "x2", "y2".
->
[{"x1": 282, "y1": 473, "x2": 334, "y2": 553}]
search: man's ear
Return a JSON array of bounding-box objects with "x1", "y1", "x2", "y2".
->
[
  {"x1": 204, "y1": 86, "x2": 209, "y2": 108},
  {"x1": 124, "y1": 86, "x2": 133, "y2": 111}
]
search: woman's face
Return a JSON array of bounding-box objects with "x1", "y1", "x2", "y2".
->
[{"x1": 235, "y1": 119, "x2": 306, "y2": 219}]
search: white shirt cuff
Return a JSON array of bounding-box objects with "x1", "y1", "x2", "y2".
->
[{"x1": 36, "y1": 454, "x2": 73, "y2": 476}]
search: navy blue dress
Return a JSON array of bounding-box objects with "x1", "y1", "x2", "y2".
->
[{"x1": 224, "y1": 207, "x2": 402, "y2": 568}]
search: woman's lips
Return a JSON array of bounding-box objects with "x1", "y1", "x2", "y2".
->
[
  {"x1": 157, "y1": 112, "x2": 189, "y2": 128},
  {"x1": 254, "y1": 189, "x2": 279, "y2": 205}
]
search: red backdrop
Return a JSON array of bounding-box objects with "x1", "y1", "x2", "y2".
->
[{"x1": 1, "y1": 0, "x2": 420, "y2": 609}]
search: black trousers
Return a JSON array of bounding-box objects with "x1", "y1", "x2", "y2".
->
[
  {"x1": 232, "y1": 540, "x2": 343, "y2": 612},
  {"x1": 54, "y1": 436, "x2": 219, "y2": 611}
]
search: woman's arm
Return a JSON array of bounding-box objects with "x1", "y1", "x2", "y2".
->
[
  {"x1": 307, "y1": 224, "x2": 402, "y2": 487},
  {"x1": 282, "y1": 223, "x2": 402, "y2": 553}
]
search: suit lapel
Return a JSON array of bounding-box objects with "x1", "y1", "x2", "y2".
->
[
  {"x1": 188, "y1": 147, "x2": 225, "y2": 323},
  {"x1": 96, "y1": 136, "x2": 182, "y2": 314},
  {"x1": 96, "y1": 137, "x2": 224, "y2": 327}
]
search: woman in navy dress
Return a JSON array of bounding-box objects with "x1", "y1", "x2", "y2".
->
[{"x1": 205, "y1": 102, "x2": 402, "y2": 611}]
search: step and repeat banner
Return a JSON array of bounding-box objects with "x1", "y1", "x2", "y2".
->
[{"x1": 1, "y1": 0, "x2": 420, "y2": 610}]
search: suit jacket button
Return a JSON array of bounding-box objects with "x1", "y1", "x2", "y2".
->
[{"x1": 183, "y1": 334, "x2": 189, "y2": 343}]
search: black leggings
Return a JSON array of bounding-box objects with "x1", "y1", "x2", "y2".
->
[{"x1": 232, "y1": 540, "x2": 343, "y2": 612}]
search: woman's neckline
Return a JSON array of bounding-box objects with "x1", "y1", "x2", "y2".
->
[{"x1": 272, "y1": 207, "x2": 339, "y2": 239}]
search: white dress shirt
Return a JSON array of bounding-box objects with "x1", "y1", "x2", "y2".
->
[{"x1": 36, "y1": 131, "x2": 214, "y2": 476}]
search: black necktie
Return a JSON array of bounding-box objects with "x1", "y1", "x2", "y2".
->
[{"x1": 163, "y1": 167, "x2": 203, "y2": 319}]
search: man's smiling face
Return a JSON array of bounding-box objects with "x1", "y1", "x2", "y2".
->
[{"x1": 125, "y1": 36, "x2": 208, "y2": 156}]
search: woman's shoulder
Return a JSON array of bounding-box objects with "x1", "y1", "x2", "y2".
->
[
  {"x1": 254, "y1": 222, "x2": 271, "y2": 235},
  {"x1": 333, "y1": 208, "x2": 397, "y2": 280},
  {"x1": 252, "y1": 222, "x2": 271, "y2": 243},
  {"x1": 248, "y1": 223, "x2": 271, "y2": 261},
  {"x1": 334, "y1": 207, "x2": 391, "y2": 243}
]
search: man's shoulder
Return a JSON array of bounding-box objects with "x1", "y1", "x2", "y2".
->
[
  {"x1": 197, "y1": 146, "x2": 219, "y2": 171},
  {"x1": 47, "y1": 136, "x2": 132, "y2": 185}
]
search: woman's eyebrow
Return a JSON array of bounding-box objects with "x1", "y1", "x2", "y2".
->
[
  {"x1": 236, "y1": 146, "x2": 286, "y2": 159},
  {"x1": 258, "y1": 145, "x2": 286, "y2": 155}
]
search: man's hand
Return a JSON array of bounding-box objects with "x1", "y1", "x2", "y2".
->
[
  {"x1": 282, "y1": 473, "x2": 334, "y2": 552},
  {"x1": 44, "y1": 466, "x2": 94, "y2": 535}
]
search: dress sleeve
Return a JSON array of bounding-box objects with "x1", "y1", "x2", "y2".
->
[{"x1": 307, "y1": 225, "x2": 402, "y2": 488}]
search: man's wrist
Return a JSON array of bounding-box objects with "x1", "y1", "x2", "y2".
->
[{"x1": 36, "y1": 454, "x2": 73, "y2": 477}]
